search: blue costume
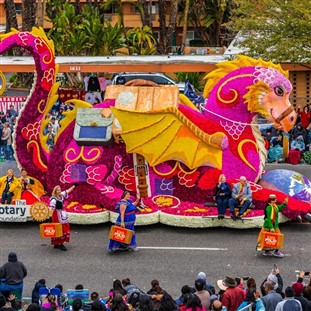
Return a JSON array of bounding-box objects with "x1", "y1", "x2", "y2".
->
[{"x1": 107, "y1": 199, "x2": 137, "y2": 252}]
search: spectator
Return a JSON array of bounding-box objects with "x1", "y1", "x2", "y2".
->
[
  {"x1": 136, "y1": 294, "x2": 153, "y2": 311},
  {"x1": 220, "y1": 276, "x2": 244, "y2": 311},
  {"x1": 260, "y1": 267, "x2": 284, "y2": 298},
  {"x1": 185, "y1": 294, "x2": 206, "y2": 311},
  {"x1": 25, "y1": 303, "x2": 40, "y2": 311},
  {"x1": 292, "y1": 123, "x2": 307, "y2": 142},
  {"x1": 291, "y1": 135, "x2": 306, "y2": 152},
  {"x1": 228, "y1": 176, "x2": 252, "y2": 220},
  {"x1": 0, "y1": 294, "x2": 18, "y2": 311},
  {"x1": 299, "y1": 106, "x2": 311, "y2": 129},
  {"x1": 303, "y1": 275, "x2": 311, "y2": 300},
  {"x1": 91, "y1": 300, "x2": 106, "y2": 311},
  {"x1": 122, "y1": 278, "x2": 142, "y2": 303},
  {"x1": 292, "y1": 272, "x2": 310, "y2": 310},
  {"x1": 152, "y1": 291, "x2": 178, "y2": 311},
  {"x1": 31, "y1": 279, "x2": 46, "y2": 304},
  {"x1": 261, "y1": 280, "x2": 283, "y2": 311},
  {"x1": 110, "y1": 280, "x2": 127, "y2": 297},
  {"x1": 175, "y1": 286, "x2": 192, "y2": 309},
  {"x1": 47, "y1": 133, "x2": 55, "y2": 151},
  {"x1": 0, "y1": 252, "x2": 27, "y2": 298},
  {"x1": 54, "y1": 284, "x2": 67, "y2": 308},
  {"x1": 6, "y1": 105, "x2": 18, "y2": 120},
  {"x1": 275, "y1": 286, "x2": 302, "y2": 311},
  {"x1": 196, "y1": 272, "x2": 215, "y2": 296},
  {"x1": 194, "y1": 279, "x2": 210, "y2": 310},
  {"x1": 237, "y1": 288, "x2": 264, "y2": 310},
  {"x1": 147, "y1": 280, "x2": 161, "y2": 295},
  {"x1": 49, "y1": 117, "x2": 59, "y2": 135},
  {"x1": 72, "y1": 298, "x2": 83, "y2": 311},
  {"x1": 110, "y1": 293, "x2": 129, "y2": 311},
  {"x1": 41, "y1": 294, "x2": 58, "y2": 311},
  {"x1": 1, "y1": 122, "x2": 12, "y2": 162},
  {"x1": 211, "y1": 300, "x2": 227, "y2": 311},
  {"x1": 267, "y1": 133, "x2": 284, "y2": 163}
]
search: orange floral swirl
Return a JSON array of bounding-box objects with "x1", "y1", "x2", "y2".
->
[
  {"x1": 237, "y1": 139, "x2": 258, "y2": 171},
  {"x1": 27, "y1": 141, "x2": 47, "y2": 171},
  {"x1": 217, "y1": 74, "x2": 253, "y2": 105},
  {"x1": 65, "y1": 146, "x2": 102, "y2": 163},
  {"x1": 81, "y1": 147, "x2": 102, "y2": 163}
]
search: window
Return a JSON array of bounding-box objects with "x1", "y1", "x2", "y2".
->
[
  {"x1": 130, "y1": 4, "x2": 140, "y2": 13},
  {"x1": 15, "y1": 3, "x2": 22, "y2": 14},
  {"x1": 104, "y1": 4, "x2": 118, "y2": 14}
]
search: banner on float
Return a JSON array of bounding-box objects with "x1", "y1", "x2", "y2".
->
[
  {"x1": 0, "y1": 200, "x2": 30, "y2": 222},
  {"x1": 0, "y1": 96, "x2": 27, "y2": 113}
]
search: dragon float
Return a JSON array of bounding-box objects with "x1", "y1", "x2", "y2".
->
[{"x1": 1, "y1": 27, "x2": 310, "y2": 228}]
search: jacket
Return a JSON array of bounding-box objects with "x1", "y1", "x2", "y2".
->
[
  {"x1": 0, "y1": 176, "x2": 20, "y2": 197},
  {"x1": 0, "y1": 254, "x2": 27, "y2": 285},
  {"x1": 231, "y1": 182, "x2": 252, "y2": 202},
  {"x1": 261, "y1": 291, "x2": 283, "y2": 311}
]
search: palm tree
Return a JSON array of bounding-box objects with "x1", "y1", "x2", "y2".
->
[
  {"x1": 4, "y1": 0, "x2": 18, "y2": 33},
  {"x1": 22, "y1": 0, "x2": 37, "y2": 31},
  {"x1": 181, "y1": 0, "x2": 190, "y2": 52},
  {"x1": 102, "y1": 0, "x2": 131, "y2": 54},
  {"x1": 127, "y1": 26, "x2": 157, "y2": 55}
]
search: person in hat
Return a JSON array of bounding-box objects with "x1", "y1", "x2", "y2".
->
[
  {"x1": 259, "y1": 194, "x2": 288, "y2": 257},
  {"x1": 220, "y1": 276, "x2": 244, "y2": 311},
  {"x1": 292, "y1": 271, "x2": 309, "y2": 310}
]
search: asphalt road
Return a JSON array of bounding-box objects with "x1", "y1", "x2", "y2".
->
[{"x1": 0, "y1": 221, "x2": 310, "y2": 301}]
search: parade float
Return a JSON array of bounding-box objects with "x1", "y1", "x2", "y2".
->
[{"x1": 0, "y1": 27, "x2": 310, "y2": 228}]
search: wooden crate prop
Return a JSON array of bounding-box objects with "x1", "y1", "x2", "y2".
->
[
  {"x1": 40, "y1": 223, "x2": 63, "y2": 238},
  {"x1": 257, "y1": 228, "x2": 284, "y2": 251},
  {"x1": 109, "y1": 225, "x2": 134, "y2": 244},
  {"x1": 74, "y1": 108, "x2": 113, "y2": 146},
  {"x1": 105, "y1": 85, "x2": 179, "y2": 111}
]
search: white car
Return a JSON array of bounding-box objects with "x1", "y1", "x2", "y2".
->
[{"x1": 111, "y1": 72, "x2": 188, "y2": 93}]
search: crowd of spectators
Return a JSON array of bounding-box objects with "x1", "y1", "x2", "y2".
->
[
  {"x1": 261, "y1": 104, "x2": 311, "y2": 164},
  {"x1": 1, "y1": 267, "x2": 311, "y2": 311},
  {"x1": 0, "y1": 105, "x2": 19, "y2": 162}
]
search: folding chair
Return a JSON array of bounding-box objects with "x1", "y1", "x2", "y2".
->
[{"x1": 66, "y1": 289, "x2": 90, "y2": 306}]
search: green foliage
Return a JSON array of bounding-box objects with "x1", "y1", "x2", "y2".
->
[
  {"x1": 47, "y1": 2, "x2": 125, "y2": 56},
  {"x1": 226, "y1": 0, "x2": 311, "y2": 62},
  {"x1": 303, "y1": 151, "x2": 311, "y2": 165},
  {"x1": 127, "y1": 26, "x2": 157, "y2": 55},
  {"x1": 174, "y1": 72, "x2": 205, "y2": 92}
]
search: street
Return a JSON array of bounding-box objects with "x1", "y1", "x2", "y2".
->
[{"x1": 0, "y1": 220, "x2": 310, "y2": 300}]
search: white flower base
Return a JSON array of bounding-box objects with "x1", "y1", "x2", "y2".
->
[
  {"x1": 109, "y1": 211, "x2": 159, "y2": 225},
  {"x1": 159, "y1": 212, "x2": 290, "y2": 229}
]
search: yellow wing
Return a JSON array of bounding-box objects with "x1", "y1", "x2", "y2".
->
[{"x1": 111, "y1": 106, "x2": 227, "y2": 170}]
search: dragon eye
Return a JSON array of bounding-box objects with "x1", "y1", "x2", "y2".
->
[{"x1": 274, "y1": 86, "x2": 284, "y2": 97}]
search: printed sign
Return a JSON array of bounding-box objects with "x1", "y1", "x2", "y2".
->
[
  {"x1": 0, "y1": 204, "x2": 30, "y2": 222},
  {"x1": 0, "y1": 96, "x2": 26, "y2": 113},
  {"x1": 40, "y1": 223, "x2": 63, "y2": 238},
  {"x1": 109, "y1": 225, "x2": 133, "y2": 244},
  {"x1": 263, "y1": 232, "x2": 279, "y2": 248}
]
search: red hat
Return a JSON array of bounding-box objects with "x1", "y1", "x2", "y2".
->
[{"x1": 292, "y1": 282, "x2": 303, "y2": 296}]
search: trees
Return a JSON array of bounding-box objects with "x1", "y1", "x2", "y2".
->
[
  {"x1": 226, "y1": 0, "x2": 311, "y2": 63},
  {"x1": 127, "y1": 26, "x2": 157, "y2": 55},
  {"x1": 4, "y1": 0, "x2": 18, "y2": 33},
  {"x1": 22, "y1": 0, "x2": 37, "y2": 31}
]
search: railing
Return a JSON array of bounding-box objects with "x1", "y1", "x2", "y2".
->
[{"x1": 238, "y1": 303, "x2": 253, "y2": 311}]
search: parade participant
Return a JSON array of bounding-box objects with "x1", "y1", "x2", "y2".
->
[
  {"x1": 17, "y1": 168, "x2": 45, "y2": 205},
  {"x1": 0, "y1": 169, "x2": 19, "y2": 204},
  {"x1": 49, "y1": 184, "x2": 76, "y2": 251},
  {"x1": 107, "y1": 191, "x2": 140, "y2": 253},
  {"x1": 213, "y1": 174, "x2": 231, "y2": 219},
  {"x1": 260, "y1": 194, "x2": 288, "y2": 258},
  {"x1": 0, "y1": 252, "x2": 27, "y2": 299},
  {"x1": 228, "y1": 176, "x2": 252, "y2": 220}
]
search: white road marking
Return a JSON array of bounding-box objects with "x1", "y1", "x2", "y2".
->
[{"x1": 138, "y1": 246, "x2": 228, "y2": 251}]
